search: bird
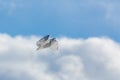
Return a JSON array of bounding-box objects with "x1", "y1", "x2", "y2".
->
[{"x1": 36, "y1": 35, "x2": 58, "y2": 51}]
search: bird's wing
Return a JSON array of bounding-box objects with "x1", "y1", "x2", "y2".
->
[
  {"x1": 36, "y1": 35, "x2": 50, "y2": 47},
  {"x1": 50, "y1": 39, "x2": 58, "y2": 50},
  {"x1": 43, "y1": 42, "x2": 51, "y2": 48},
  {"x1": 36, "y1": 39, "x2": 51, "y2": 50},
  {"x1": 40, "y1": 35, "x2": 49, "y2": 42}
]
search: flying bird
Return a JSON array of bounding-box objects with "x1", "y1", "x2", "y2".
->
[{"x1": 36, "y1": 35, "x2": 58, "y2": 50}]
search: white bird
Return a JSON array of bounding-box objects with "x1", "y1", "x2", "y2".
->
[{"x1": 36, "y1": 35, "x2": 58, "y2": 51}]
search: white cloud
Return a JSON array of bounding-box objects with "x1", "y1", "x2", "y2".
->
[
  {"x1": 58, "y1": 55, "x2": 88, "y2": 80},
  {"x1": 0, "y1": 34, "x2": 120, "y2": 80}
]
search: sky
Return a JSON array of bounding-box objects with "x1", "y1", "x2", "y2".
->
[
  {"x1": 0, "y1": 0, "x2": 120, "y2": 40},
  {"x1": 0, "y1": 0, "x2": 120, "y2": 80}
]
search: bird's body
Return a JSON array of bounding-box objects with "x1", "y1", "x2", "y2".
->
[{"x1": 36, "y1": 35, "x2": 58, "y2": 51}]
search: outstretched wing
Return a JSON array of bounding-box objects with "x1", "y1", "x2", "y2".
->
[
  {"x1": 36, "y1": 35, "x2": 49, "y2": 47},
  {"x1": 40, "y1": 35, "x2": 49, "y2": 42},
  {"x1": 50, "y1": 38, "x2": 58, "y2": 50}
]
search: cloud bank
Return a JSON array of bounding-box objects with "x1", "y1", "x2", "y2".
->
[{"x1": 0, "y1": 34, "x2": 120, "y2": 80}]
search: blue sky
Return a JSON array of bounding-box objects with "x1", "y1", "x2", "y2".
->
[{"x1": 0, "y1": 0, "x2": 120, "y2": 41}]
